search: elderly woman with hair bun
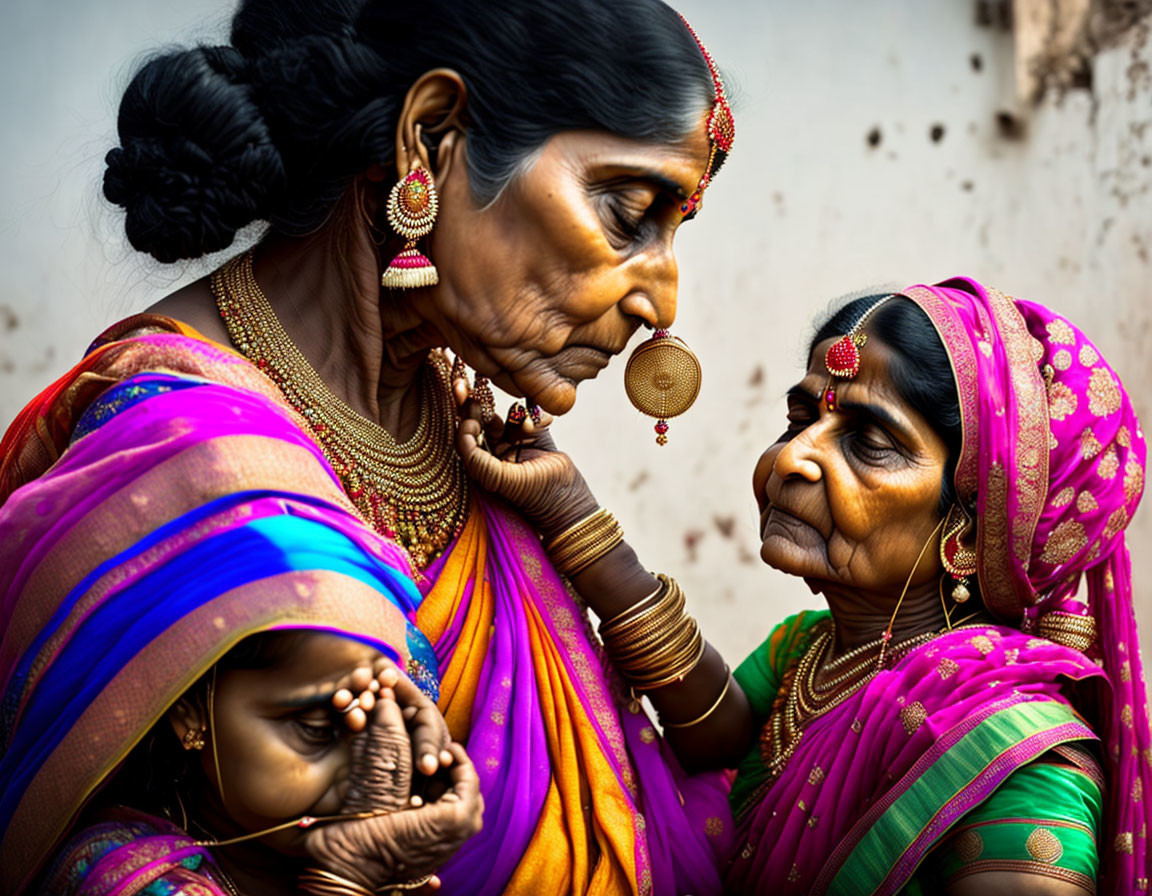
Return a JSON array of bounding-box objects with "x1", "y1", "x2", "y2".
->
[{"x1": 0, "y1": 0, "x2": 741, "y2": 893}]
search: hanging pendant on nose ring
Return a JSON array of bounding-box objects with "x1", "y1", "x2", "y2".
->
[{"x1": 623, "y1": 329, "x2": 702, "y2": 445}]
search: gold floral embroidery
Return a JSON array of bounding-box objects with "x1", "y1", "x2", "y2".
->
[
  {"x1": 808, "y1": 816, "x2": 820, "y2": 829},
  {"x1": 1046, "y1": 319, "x2": 1076, "y2": 345},
  {"x1": 937, "y1": 658, "x2": 959, "y2": 679},
  {"x1": 1005, "y1": 648, "x2": 1020, "y2": 664},
  {"x1": 1039, "y1": 520, "x2": 1087, "y2": 564},
  {"x1": 1047, "y1": 382, "x2": 1078, "y2": 421},
  {"x1": 1026, "y1": 827, "x2": 1064, "y2": 862},
  {"x1": 1080, "y1": 344, "x2": 1100, "y2": 366},
  {"x1": 639, "y1": 726, "x2": 656, "y2": 744},
  {"x1": 1030, "y1": 336, "x2": 1046, "y2": 362},
  {"x1": 1116, "y1": 832, "x2": 1134, "y2": 854},
  {"x1": 1088, "y1": 367, "x2": 1122, "y2": 416},
  {"x1": 1053, "y1": 349, "x2": 1072, "y2": 370},
  {"x1": 979, "y1": 339, "x2": 994, "y2": 357},
  {"x1": 1106, "y1": 569, "x2": 1115, "y2": 592},
  {"x1": 1052, "y1": 486, "x2": 1076, "y2": 507},
  {"x1": 955, "y1": 829, "x2": 984, "y2": 862},
  {"x1": 1122, "y1": 661, "x2": 1132, "y2": 682},
  {"x1": 1125, "y1": 459, "x2": 1144, "y2": 502},
  {"x1": 490, "y1": 710, "x2": 505, "y2": 726},
  {"x1": 808, "y1": 765, "x2": 825, "y2": 786},
  {"x1": 1049, "y1": 429, "x2": 1059, "y2": 450},
  {"x1": 1080, "y1": 428, "x2": 1103, "y2": 460},
  {"x1": 1118, "y1": 425, "x2": 1132, "y2": 447},
  {"x1": 970, "y1": 635, "x2": 995, "y2": 656},
  {"x1": 787, "y1": 864, "x2": 801, "y2": 882},
  {"x1": 1076, "y1": 490, "x2": 1098, "y2": 513},
  {"x1": 1027, "y1": 638, "x2": 1048, "y2": 649},
  {"x1": 1122, "y1": 705, "x2": 1134, "y2": 728},
  {"x1": 1136, "y1": 778, "x2": 1144, "y2": 802},
  {"x1": 1105, "y1": 507, "x2": 1129, "y2": 539},
  {"x1": 704, "y1": 816, "x2": 724, "y2": 837}
]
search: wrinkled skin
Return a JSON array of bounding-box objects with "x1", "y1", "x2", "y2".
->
[{"x1": 167, "y1": 632, "x2": 481, "y2": 892}]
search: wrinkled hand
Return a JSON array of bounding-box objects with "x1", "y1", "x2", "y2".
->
[
  {"x1": 452, "y1": 369, "x2": 598, "y2": 539},
  {"x1": 303, "y1": 664, "x2": 483, "y2": 891}
]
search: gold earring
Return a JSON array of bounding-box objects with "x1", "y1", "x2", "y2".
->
[
  {"x1": 182, "y1": 726, "x2": 206, "y2": 751},
  {"x1": 940, "y1": 505, "x2": 977, "y2": 603},
  {"x1": 381, "y1": 165, "x2": 440, "y2": 289},
  {"x1": 623, "y1": 329, "x2": 702, "y2": 445}
]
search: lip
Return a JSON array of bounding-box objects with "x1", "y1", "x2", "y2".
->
[
  {"x1": 561, "y1": 345, "x2": 614, "y2": 377},
  {"x1": 760, "y1": 504, "x2": 815, "y2": 541}
]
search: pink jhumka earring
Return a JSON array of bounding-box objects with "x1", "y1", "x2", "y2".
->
[
  {"x1": 623, "y1": 16, "x2": 735, "y2": 446},
  {"x1": 381, "y1": 164, "x2": 440, "y2": 289}
]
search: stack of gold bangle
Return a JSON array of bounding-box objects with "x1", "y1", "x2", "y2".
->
[
  {"x1": 599, "y1": 574, "x2": 704, "y2": 691},
  {"x1": 545, "y1": 508, "x2": 624, "y2": 577}
]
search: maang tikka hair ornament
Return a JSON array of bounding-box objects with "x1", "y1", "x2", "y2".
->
[
  {"x1": 822, "y1": 294, "x2": 894, "y2": 412},
  {"x1": 623, "y1": 15, "x2": 734, "y2": 446},
  {"x1": 381, "y1": 163, "x2": 440, "y2": 289}
]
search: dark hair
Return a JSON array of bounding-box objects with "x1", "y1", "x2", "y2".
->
[
  {"x1": 809, "y1": 295, "x2": 965, "y2": 515},
  {"x1": 104, "y1": 0, "x2": 717, "y2": 263}
]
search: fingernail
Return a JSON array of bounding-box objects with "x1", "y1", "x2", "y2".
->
[{"x1": 410, "y1": 795, "x2": 424, "y2": 807}]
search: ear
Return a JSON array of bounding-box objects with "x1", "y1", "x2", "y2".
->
[
  {"x1": 167, "y1": 694, "x2": 206, "y2": 745},
  {"x1": 393, "y1": 68, "x2": 468, "y2": 180}
]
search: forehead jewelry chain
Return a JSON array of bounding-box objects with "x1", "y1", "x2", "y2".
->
[
  {"x1": 822, "y1": 295, "x2": 894, "y2": 413},
  {"x1": 676, "y1": 13, "x2": 736, "y2": 217},
  {"x1": 623, "y1": 17, "x2": 733, "y2": 446}
]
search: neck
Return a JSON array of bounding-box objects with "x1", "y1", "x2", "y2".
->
[
  {"x1": 251, "y1": 223, "x2": 446, "y2": 440},
  {"x1": 815, "y1": 579, "x2": 949, "y2": 660},
  {"x1": 187, "y1": 792, "x2": 302, "y2": 893}
]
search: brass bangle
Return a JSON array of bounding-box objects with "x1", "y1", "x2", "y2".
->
[
  {"x1": 628, "y1": 631, "x2": 706, "y2": 691},
  {"x1": 600, "y1": 575, "x2": 682, "y2": 640},
  {"x1": 546, "y1": 508, "x2": 624, "y2": 577},
  {"x1": 661, "y1": 667, "x2": 732, "y2": 729},
  {"x1": 598, "y1": 581, "x2": 664, "y2": 629},
  {"x1": 546, "y1": 507, "x2": 612, "y2": 548},
  {"x1": 377, "y1": 874, "x2": 436, "y2": 894},
  {"x1": 299, "y1": 868, "x2": 376, "y2": 896}
]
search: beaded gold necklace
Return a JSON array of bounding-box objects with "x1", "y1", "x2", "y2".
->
[
  {"x1": 212, "y1": 250, "x2": 468, "y2": 568},
  {"x1": 758, "y1": 624, "x2": 940, "y2": 780}
]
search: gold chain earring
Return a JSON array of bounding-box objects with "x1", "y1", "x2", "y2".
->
[
  {"x1": 624, "y1": 329, "x2": 702, "y2": 445},
  {"x1": 381, "y1": 164, "x2": 440, "y2": 289},
  {"x1": 940, "y1": 504, "x2": 978, "y2": 603}
]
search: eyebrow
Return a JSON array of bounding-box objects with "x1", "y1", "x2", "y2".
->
[
  {"x1": 605, "y1": 169, "x2": 690, "y2": 200},
  {"x1": 787, "y1": 385, "x2": 912, "y2": 435},
  {"x1": 786, "y1": 384, "x2": 822, "y2": 404},
  {"x1": 279, "y1": 689, "x2": 341, "y2": 709}
]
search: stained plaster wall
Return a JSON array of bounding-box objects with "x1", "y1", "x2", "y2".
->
[{"x1": 1, "y1": 1, "x2": 1150, "y2": 675}]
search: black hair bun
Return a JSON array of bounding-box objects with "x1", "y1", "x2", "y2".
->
[{"x1": 103, "y1": 46, "x2": 285, "y2": 263}]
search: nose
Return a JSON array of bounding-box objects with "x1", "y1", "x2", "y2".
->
[
  {"x1": 771, "y1": 429, "x2": 824, "y2": 484},
  {"x1": 617, "y1": 245, "x2": 679, "y2": 330}
]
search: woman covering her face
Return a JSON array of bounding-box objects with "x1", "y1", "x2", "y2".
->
[
  {"x1": 470, "y1": 278, "x2": 1149, "y2": 893},
  {"x1": 0, "y1": 366, "x2": 482, "y2": 894},
  {"x1": 0, "y1": 0, "x2": 736, "y2": 892}
]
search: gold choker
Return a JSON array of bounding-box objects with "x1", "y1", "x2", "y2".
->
[{"x1": 212, "y1": 250, "x2": 468, "y2": 568}]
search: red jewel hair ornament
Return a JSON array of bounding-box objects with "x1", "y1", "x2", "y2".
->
[
  {"x1": 623, "y1": 16, "x2": 734, "y2": 445},
  {"x1": 822, "y1": 295, "x2": 894, "y2": 413}
]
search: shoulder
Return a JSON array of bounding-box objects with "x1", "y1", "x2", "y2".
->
[
  {"x1": 930, "y1": 748, "x2": 1102, "y2": 894},
  {"x1": 38, "y1": 812, "x2": 221, "y2": 896},
  {"x1": 734, "y1": 609, "x2": 829, "y2": 717}
]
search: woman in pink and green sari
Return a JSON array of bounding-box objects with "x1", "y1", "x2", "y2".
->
[
  {"x1": 727, "y1": 279, "x2": 1150, "y2": 893},
  {"x1": 467, "y1": 277, "x2": 1149, "y2": 894}
]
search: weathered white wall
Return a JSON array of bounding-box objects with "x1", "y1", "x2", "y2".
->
[{"x1": 2, "y1": 2, "x2": 1150, "y2": 671}]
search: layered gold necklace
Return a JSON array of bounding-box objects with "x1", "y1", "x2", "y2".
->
[
  {"x1": 759, "y1": 624, "x2": 938, "y2": 779},
  {"x1": 212, "y1": 250, "x2": 468, "y2": 569}
]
